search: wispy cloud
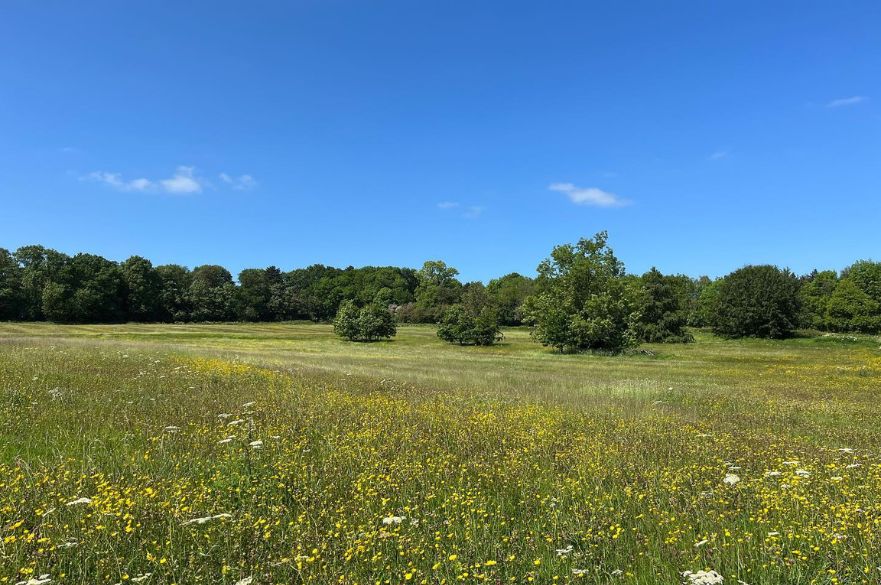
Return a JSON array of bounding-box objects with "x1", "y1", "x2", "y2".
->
[
  {"x1": 85, "y1": 171, "x2": 155, "y2": 192},
  {"x1": 219, "y1": 173, "x2": 257, "y2": 191},
  {"x1": 437, "y1": 201, "x2": 460, "y2": 209},
  {"x1": 463, "y1": 206, "x2": 484, "y2": 220},
  {"x1": 708, "y1": 150, "x2": 729, "y2": 161},
  {"x1": 84, "y1": 166, "x2": 256, "y2": 194},
  {"x1": 826, "y1": 96, "x2": 868, "y2": 108},
  {"x1": 549, "y1": 182, "x2": 629, "y2": 208}
]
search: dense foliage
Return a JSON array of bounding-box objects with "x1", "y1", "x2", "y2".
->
[
  {"x1": 436, "y1": 305, "x2": 503, "y2": 345},
  {"x1": 332, "y1": 300, "x2": 397, "y2": 341},
  {"x1": 712, "y1": 265, "x2": 802, "y2": 339},
  {"x1": 2, "y1": 243, "x2": 880, "y2": 340},
  {"x1": 523, "y1": 232, "x2": 639, "y2": 353}
]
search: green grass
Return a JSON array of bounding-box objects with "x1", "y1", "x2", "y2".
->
[{"x1": 1, "y1": 323, "x2": 880, "y2": 584}]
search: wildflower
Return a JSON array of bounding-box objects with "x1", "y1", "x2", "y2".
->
[
  {"x1": 234, "y1": 578, "x2": 253, "y2": 585},
  {"x1": 682, "y1": 569, "x2": 724, "y2": 584},
  {"x1": 694, "y1": 539, "x2": 709, "y2": 547},
  {"x1": 794, "y1": 469, "x2": 810, "y2": 478},
  {"x1": 572, "y1": 569, "x2": 588, "y2": 576},
  {"x1": 228, "y1": 419, "x2": 245, "y2": 426},
  {"x1": 131, "y1": 575, "x2": 152, "y2": 583},
  {"x1": 846, "y1": 463, "x2": 861, "y2": 469},
  {"x1": 838, "y1": 448, "x2": 854, "y2": 454},
  {"x1": 182, "y1": 513, "x2": 232, "y2": 526},
  {"x1": 555, "y1": 545, "x2": 573, "y2": 556},
  {"x1": 66, "y1": 497, "x2": 92, "y2": 506},
  {"x1": 164, "y1": 426, "x2": 181, "y2": 433},
  {"x1": 764, "y1": 471, "x2": 782, "y2": 477},
  {"x1": 217, "y1": 413, "x2": 232, "y2": 419},
  {"x1": 611, "y1": 569, "x2": 623, "y2": 576},
  {"x1": 382, "y1": 515, "x2": 405, "y2": 525},
  {"x1": 218, "y1": 436, "x2": 234, "y2": 445},
  {"x1": 723, "y1": 473, "x2": 740, "y2": 486},
  {"x1": 249, "y1": 440, "x2": 263, "y2": 449}
]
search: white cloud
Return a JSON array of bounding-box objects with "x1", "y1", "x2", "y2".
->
[
  {"x1": 437, "y1": 201, "x2": 460, "y2": 209},
  {"x1": 83, "y1": 165, "x2": 254, "y2": 194},
  {"x1": 826, "y1": 96, "x2": 868, "y2": 108},
  {"x1": 160, "y1": 166, "x2": 202, "y2": 194},
  {"x1": 85, "y1": 171, "x2": 154, "y2": 192},
  {"x1": 708, "y1": 150, "x2": 729, "y2": 160},
  {"x1": 549, "y1": 182, "x2": 629, "y2": 208},
  {"x1": 219, "y1": 173, "x2": 257, "y2": 191}
]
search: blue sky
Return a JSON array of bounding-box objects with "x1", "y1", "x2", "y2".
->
[{"x1": 1, "y1": 1, "x2": 879, "y2": 282}]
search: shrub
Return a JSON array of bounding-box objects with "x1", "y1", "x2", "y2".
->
[
  {"x1": 826, "y1": 278, "x2": 881, "y2": 333},
  {"x1": 333, "y1": 300, "x2": 396, "y2": 342},
  {"x1": 713, "y1": 265, "x2": 801, "y2": 338},
  {"x1": 437, "y1": 305, "x2": 503, "y2": 346}
]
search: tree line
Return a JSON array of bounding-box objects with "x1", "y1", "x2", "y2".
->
[{"x1": 2, "y1": 238, "x2": 880, "y2": 349}]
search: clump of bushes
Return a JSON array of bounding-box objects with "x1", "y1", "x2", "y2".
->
[
  {"x1": 333, "y1": 300, "x2": 396, "y2": 342},
  {"x1": 436, "y1": 305, "x2": 503, "y2": 346},
  {"x1": 712, "y1": 265, "x2": 801, "y2": 338}
]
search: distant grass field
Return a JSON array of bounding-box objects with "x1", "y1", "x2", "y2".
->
[{"x1": 1, "y1": 323, "x2": 880, "y2": 584}]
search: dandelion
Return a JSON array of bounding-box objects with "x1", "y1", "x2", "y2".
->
[
  {"x1": 382, "y1": 515, "x2": 405, "y2": 525},
  {"x1": 723, "y1": 473, "x2": 740, "y2": 486},
  {"x1": 682, "y1": 569, "x2": 724, "y2": 584},
  {"x1": 65, "y1": 497, "x2": 92, "y2": 506}
]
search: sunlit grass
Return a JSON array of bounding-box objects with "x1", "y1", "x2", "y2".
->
[{"x1": 1, "y1": 323, "x2": 880, "y2": 584}]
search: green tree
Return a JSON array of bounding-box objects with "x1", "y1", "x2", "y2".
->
[
  {"x1": 14, "y1": 245, "x2": 68, "y2": 320},
  {"x1": 523, "y1": 232, "x2": 638, "y2": 353},
  {"x1": 826, "y1": 278, "x2": 881, "y2": 333},
  {"x1": 41, "y1": 253, "x2": 125, "y2": 323},
  {"x1": 414, "y1": 260, "x2": 463, "y2": 322},
  {"x1": 189, "y1": 265, "x2": 238, "y2": 322},
  {"x1": 333, "y1": 300, "x2": 396, "y2": 341},
  {"x1": 121, "y1": 256, "x2": 163, "y2": 322},
  {"x1": 799, "y1": 270, "x2": 838, "y2": 330},
  {"x1": 713, "y1": 265, "x2": 801, "y2": 338},
  {"x1": 437, "y1": 305, "x2": 503, "y2": 346},
  {"x1": 486, "y1": 273, "x2": 535, "y2": 325},
  {"x1": 156, "y1": 265, "x2": 192, "y2": 322},
  {"x1": 634, "y1": 268, "x2": 693, "y2": 343},
  {"x1": 0, "y1": 248, "x2": 23, "y2": 320}
]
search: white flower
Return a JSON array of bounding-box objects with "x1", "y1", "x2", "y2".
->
[
  {"x1": 242, "y1": 401, "x2": 256, "y2": 408},
  {"x1": 228, "y1": 419, "x2": 245, "y2": 426},
  {"x1": 382, "y1": 515, "x2": 405, "y2": 525},
  {"x1": 838, "y1": 448, "x2": 854, "y2": 454},
  {"x1": 572, "y1": 568, "x2": 589, "y2": 576},
  {"x1": 218, "y1": 437, "x2": 234, "y2": 445},
  {"x1": 723, "y1": 473, "x2": 740, "y2": 486},
  {"x1": 694, "y1": 539, "x2": 709, "y2": 547},
  {"x1": 164, "y1": 426, "x2": 181, "y2": 433},
  {"x1": 764, "y1": 471, "x2": 782, "y2": 477},
  {"x1": 182, "y1": 513, "x2": 232, "y2": 526},
  {"x1": 555, "y1": 545, "x2": 574, "y2": 556},
  {"x1": 65, "y1": 497, "x2": 92, "y2": 506},
  {"x1": 217, "y1": 413, "x2": 232, "y2": 419},
  {"x1": 131, "y1": 575, "x2": 153, "y2": 583},
  {"x1": 611, "y1": 569, "x2": 623, "y2": 576},
  {"x1": 795, "y1": 469, "x2": 810, "y2": 478},
  {"x1": 234, "y1": 578, "x2": 253, "y2": 585},
  {"x1": 682, "y1": 569, "x2": 724, "y2": 585},
  {"x1": 249, "y1": 440, "x2": 263, "y2": 449},
  {"x1": 846, "y1": 463, "x2": 862, "y2": 469},
  {"x1": 782, "y1": 460, "x2": 799, "y2": 466}
]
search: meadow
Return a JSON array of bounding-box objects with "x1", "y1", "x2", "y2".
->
[{"x1": 1, "y1": 323, "x2": 880, "y2": 585}]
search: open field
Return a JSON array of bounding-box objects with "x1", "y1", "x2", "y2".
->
[{"x1": 1, "y1": 323, "x2": 881, "y2": 584}]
